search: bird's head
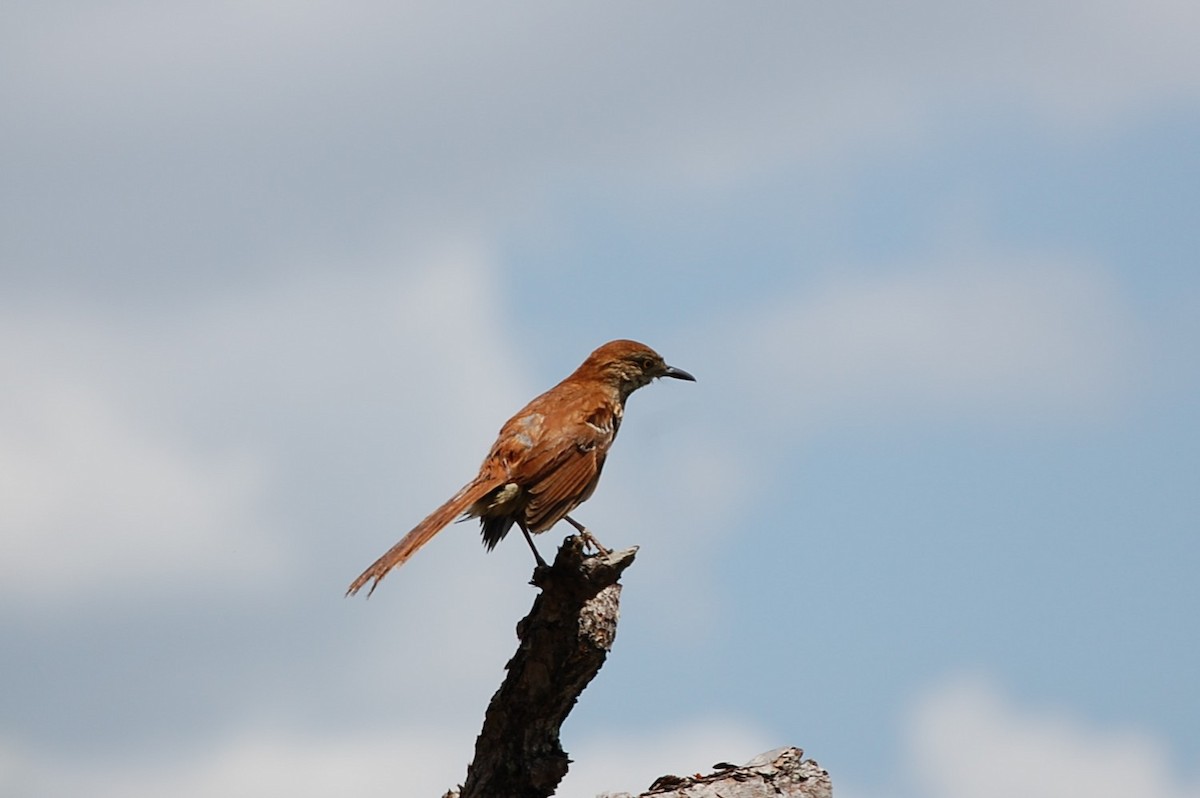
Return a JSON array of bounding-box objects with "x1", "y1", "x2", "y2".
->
[{"x1": 581, "y1": 339, "x2": 696, "y2": 399}]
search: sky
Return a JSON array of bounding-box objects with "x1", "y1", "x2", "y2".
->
[{"x1": 2, "y1": 2, "x2": 1199, "y2": 797}]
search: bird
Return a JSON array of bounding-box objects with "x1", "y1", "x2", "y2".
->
[{"x1": 346, "y1": 339, "x2": 695, "y2": 597}]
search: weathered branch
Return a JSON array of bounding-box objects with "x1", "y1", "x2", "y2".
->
[
  {"x1": 439, "y1": 537, "x2": 830, "y2": 798},
  {"x1": 606, "y1": 746, "x2": 832, "y2": 798},
  {"x1": 457, "y1": 534, "x2": 638, "y2": 798}
]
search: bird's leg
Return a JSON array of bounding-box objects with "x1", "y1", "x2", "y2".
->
[
  {"x1": 518, "y1": 521, "x2": 548, "y2": 568},
  {"x1": 565, "y1": 515, "x2": 611, "y2": 555}
]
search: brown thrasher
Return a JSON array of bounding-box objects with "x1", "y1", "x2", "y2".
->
[{"x1": 346, "y1": 339, "x2": 694, "y2": 596}]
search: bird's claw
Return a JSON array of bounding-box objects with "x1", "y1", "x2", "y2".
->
[
  {"x1": 578, "y1": 528, "x2": 611, "y2": 556},
  {"x1": 564, "y1": 515, "x2": 610, "y2": 555}
]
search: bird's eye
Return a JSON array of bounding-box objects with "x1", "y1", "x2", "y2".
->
[{"x1": 641, "y1": 357, "x2": 655, "y2": 370}]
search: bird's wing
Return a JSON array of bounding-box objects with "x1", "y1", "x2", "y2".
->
[{"x1": 511, "y1": 403, "x2": 616, "y2": 531}]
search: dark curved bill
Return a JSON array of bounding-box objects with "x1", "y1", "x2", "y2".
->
[{"x1": 663, "y1": 365, "x2": 696, "y2": 381}]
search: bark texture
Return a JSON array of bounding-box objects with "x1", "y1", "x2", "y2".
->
[
  {"x1": 602, "y1": 747, "x2": 832, "y2": 798},
  {"x1": 457, "y1": 535, "x2": 638, "y2": 798}
]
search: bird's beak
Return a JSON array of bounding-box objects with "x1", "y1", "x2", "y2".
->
[{"x1": 662, "y1": 365, "x2": 696, "y2": 382}]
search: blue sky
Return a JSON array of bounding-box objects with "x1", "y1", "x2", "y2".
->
[{"x1": 2, "y1": 3, "x2": 1198, "y2": 797}]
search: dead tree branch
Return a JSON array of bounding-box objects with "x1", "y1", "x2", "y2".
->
[
  {"x1": 606, "y1": 746, "x2": 832, "y2": 798},
  {"x1": 457, "y1": 534, "x2": 638, "y2": 798}
]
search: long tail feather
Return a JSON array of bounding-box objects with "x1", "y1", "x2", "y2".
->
[{"x1": 346, "y1": 476, "x2": 499, "y2": 597}]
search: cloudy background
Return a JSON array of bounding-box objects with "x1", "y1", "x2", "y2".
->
[{"x1": 3, "y1": 2, "x2": 1198, "y2": 797}]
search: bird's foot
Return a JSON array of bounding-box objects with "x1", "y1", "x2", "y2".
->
[
  {"x1": 565, "y1": 516, "x2": 611, "y2": 556},
  {"x1": 581, "y1": 529, "x2": 611, "y2": 556}
]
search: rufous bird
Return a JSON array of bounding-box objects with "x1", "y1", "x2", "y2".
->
[{"x1": 346, "y1": 339, "x2": 695, "y2": 596}]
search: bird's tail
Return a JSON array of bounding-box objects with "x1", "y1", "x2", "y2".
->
[{"x1": 346, "y1": 476, "x2": 500, "y2": 597}]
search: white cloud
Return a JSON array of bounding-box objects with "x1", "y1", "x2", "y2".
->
[
  {"x1": 0, "y1": 718, "x2": 774, "y2": 798},
  {"x1": 904, "y1": 676, "x2": 1200, "y2": 798},
  {"x1": 986, "y1": 0, "x2": 1200, "y2": 126},
  {"x1": 0, "y1": 322, "x2": 281, "y2": 605},
  {"x1": 0, "y1": 240, "x2": 530, "y2": 609},
  {"x1": 0, "y1": 728, "x2": 469, "y2": 798},
  {"x1": 728, "y1": 253, "x2": 1137, "y2": 432},
  {"x1": 5, "y1": 1, "x2": 1196, "y2": 209},
  {"x1": 11, "y1": 675, "x2": 1195, "y2": 798}
]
